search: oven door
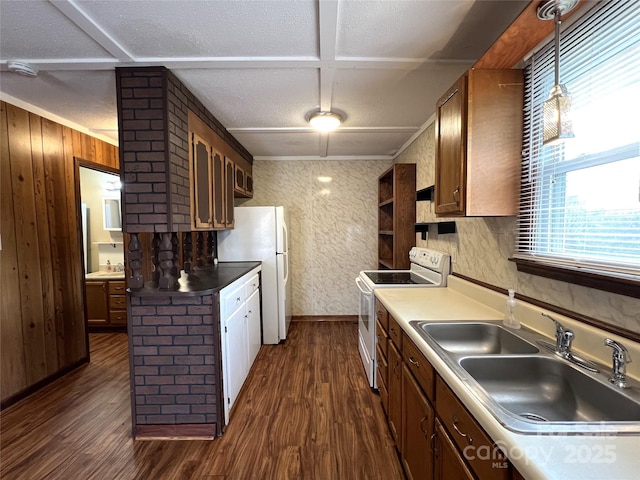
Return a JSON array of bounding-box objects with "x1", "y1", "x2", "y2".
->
[{"x1": 355, "y1": 275, "x2": 376, "y2": 388}]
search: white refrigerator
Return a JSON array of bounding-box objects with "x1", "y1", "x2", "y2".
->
[{"x1": 217, "y1": 206, "x2": 292, "y2": 344}]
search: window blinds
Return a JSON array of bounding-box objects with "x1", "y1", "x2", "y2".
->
[{"x1": 516, "y1": 0, "x2": 640, "y2": 276}]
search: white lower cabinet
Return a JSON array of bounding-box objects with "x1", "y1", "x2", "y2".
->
[
  {"x1": 247, "y1": 289, "x2": 261, "y2": 366},
  {"x1": 220, "y1": 267, "x2": 262, "y2": 425}
]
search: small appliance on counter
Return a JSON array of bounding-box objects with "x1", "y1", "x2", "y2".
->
[
  {"x1": 355, "y1": 247, "x2": 451, "y2": 388},
  {"x1": 218, "y1": 206, "x2": 291, "y2": 344}
]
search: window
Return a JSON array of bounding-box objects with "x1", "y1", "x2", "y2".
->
[{"x1": 515, "y1": 0, "x2": 640, "y2": 298}]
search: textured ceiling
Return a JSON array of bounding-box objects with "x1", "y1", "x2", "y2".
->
[{"x1": 0, "y1": 0, "x2": 528, "y2": 160}]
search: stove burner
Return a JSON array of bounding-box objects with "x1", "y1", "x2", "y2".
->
[{"x1": 364, "y1": 271, "x2": 435, "y2": 285}]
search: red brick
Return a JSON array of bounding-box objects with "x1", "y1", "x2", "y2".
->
[
  {"x1": 173, "y1": 336, "x2": 203, "y2": 345},
  {"x1": 143, "y1": 356, "x2": 174, "y2": 366},
  {"x1": 137, "y1": 386, "x2": 160, "y2": 395},
  {"x1": 176, "y1": 394, "x2": 205, "y2": 404},
  {"x1": 191, "y1": 404, "x2": 216, "y2": 414},
  {"x1": 121, "y1": 77, "x2": 150, "y2": 88},
  {"x1": 160, "y1": 385, "x2": 190, "y2": 395},
  {"x1": 136, "y1": 109, "x2": 164, "y2": 120},
  {"x1": 160, "y1": 365, "x2": 189, "y2": 375},
  {"x1": 131, "y1": 306, "x2": 156, "y2": 316},
  {"x1": 161, "y1": 405, "x2": 190, "y2": 415},
  {"x1": 188, "y1": 325, "x2": 213, "y2": 335},
  {"x1": 176, "y1": 414, "x2": 206, "y2": 423},
  {"x1": 134, "y1": 346, "x2": 158, "y2": 356},
  {"x1": 190, "y1": 385, "x2": 215, "y2": 395},
  {"x1": 157, "y1": 326, "x2": 187, "y2": 336},
  {"x1": 123, "y1": 119, "x2": 150, "y2": 130},
  {"x1": 145, "y1": 415, "x2": 175, "y2": 424},
  {"x1": 135, "y1": 366, "x2": 159, "y2": 375},
  {"x1": 158, "y1": 346, "x2": 188, "y2": 355},
  {"x1": 189, "y1": 365, "x2": 214, "y2": 375},
  {"x1": 175, "y1": 375, "x2": 205, "y2": 385},
  {"x1": 188, "y1": 346, "x2": 212, "y2": 355},
  {"x1": 187, "y1": 305, "x2": 211, "y2": 315},
  {"x1": 174, "y1": 356, "x2": 203, "y2": 365},
  {"x1": 173, "y1": 316, "x2": 202, "y2": 325},
  {"x1": 141, "y1": 316, "x2": 172, "y2": 327},
  {"x1": 137, "y1": 406, "x2": 162, "y2": 415},
  {"x1": 143, "y1": 336, "x2": 173, "y2": 346},
  {"x1": 156, "y1": 306, "x2": 187, "y2": 315},
  {"x1": 134, "y1": 88, "x2": 163, "y2": 98},
  {"x1": 146, "y1": 376, "x2": 175, "y2": 385}
]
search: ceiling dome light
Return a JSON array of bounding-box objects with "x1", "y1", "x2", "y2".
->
[
  {"x1": 308, "y1": 111, "x2": 342, "y2": 132},
  {"x1": 7, "y1": 61, "x2": 38, "y2": 78}
]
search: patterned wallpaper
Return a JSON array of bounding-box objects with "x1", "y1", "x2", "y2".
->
[
  {"x1": 396, "y1": 123, "x2": 640, "y2": 333},
  {"x1": 240, "y1": 159, "x2": 392, "y2": 316}
]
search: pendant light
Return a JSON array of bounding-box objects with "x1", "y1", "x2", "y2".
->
[{"x1": 537, "y1": 0, "x2": 578, "y2": 145}]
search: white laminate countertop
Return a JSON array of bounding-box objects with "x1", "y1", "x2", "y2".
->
[
  {"x1": 85, "y1": 271, "x2": 126, "y2": 280},
  {"x1": 375, "y1": 277, "x2": 640, "y2": 480}
]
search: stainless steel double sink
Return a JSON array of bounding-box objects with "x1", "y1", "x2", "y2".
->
[{"x1": 410, "y1": 321, "x2": 640, "y2": 435}]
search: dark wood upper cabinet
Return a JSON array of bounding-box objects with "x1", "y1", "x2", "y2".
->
[{"x1": 434, "y1": 68, "x2": 523, "y2": 217}]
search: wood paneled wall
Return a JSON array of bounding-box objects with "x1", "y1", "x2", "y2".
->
[{"x1": 1, "y1": 101, "x2": 119, "y2": 405}]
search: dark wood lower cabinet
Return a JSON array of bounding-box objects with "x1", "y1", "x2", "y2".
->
[
  {"x1": 402, "y1": 364, "x2": 435, "y2": 480},
  {"x1": 434, "y1": 419, "x2": 475, "y2": 480},
  {"x1": 388, "y1": 341, "x2": 403, "y2": 444}
]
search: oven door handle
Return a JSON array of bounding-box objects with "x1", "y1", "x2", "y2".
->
[{"x1": 355, "y1": 277, "x2": 373, "y2": 296}]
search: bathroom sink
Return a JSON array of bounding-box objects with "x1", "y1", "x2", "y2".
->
[
  {"x1": 416, "y1": 322, "x2": 539, "y2": 355},
  {"x1": 460, "y1": 356, "x2": 640, "y2": 424}
]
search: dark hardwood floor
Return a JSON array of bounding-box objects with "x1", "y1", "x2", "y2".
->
[{"x1": 0, "y1": 321, "x2": 404, "y2": 479}]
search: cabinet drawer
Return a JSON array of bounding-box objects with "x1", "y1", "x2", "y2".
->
[
  {"x1": 436, "y1": 376, "x2": 510, "y2": 480},
  {"x1": 376, "y1": 320, "x2": 388, "y2": 360},
  {"x1": 376, "y1": 343, "x2": 388, "y2": 388},
  {"x1": 402, "y1": 332, "x2": 435, "y2": 402},
  {"x1": 222, "y1": 281, "x2": 246, "y2": 318},
  {"x1": 109, "y1": 295, "x2": 127, "y2": 310},
  {"x1": 110, "y1": 311, "x2": 127, "y2": 325},
  {"x1": 108, "y1": 280, "x2": 126, "y2": 295},
  {"x1": 245, "y1": 273, "x2": 260, "y2": 297},
  {"x1": 388, "y1": 314, "x2": 402, "y2": 350},
  {"x1": 375, "y1": 299, "x2": 388, "y2": 330}
]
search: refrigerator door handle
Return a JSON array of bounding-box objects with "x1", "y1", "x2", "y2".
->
[
  {"x1": 282, "y1": 220, "x2": 289, "y2": 253},
  {"x1": 282, "y1": 252, "x2": 289, "y2": 285}
]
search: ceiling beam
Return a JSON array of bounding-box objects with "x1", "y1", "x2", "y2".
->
[
  {"x1": 318, "y1": 0, "x2": 340, "y2": 112},
  {"x1": 49, "y1": 0, "x2": 134, "y2": 61}
]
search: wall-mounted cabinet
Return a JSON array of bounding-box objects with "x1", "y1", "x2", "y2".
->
[
  {"x1": 234, "y1": 163, "x2": 253, "y2": 198},
  {"x1": 378, "y1": 164, "x2": 416, "y2": 269},
  {"x1": 189, "y1": 111, "x2": 236, "y2": 230},
  {"x1": 434, "y1": 68, "x2": 523, "y2": 217}
]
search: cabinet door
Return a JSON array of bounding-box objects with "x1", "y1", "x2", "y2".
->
[
  {"x1": 434, "y1": 419, "x2": 475, "y2": 480},
  {"x1": 192, "y1": 133, "x2": 213, "y2": 228},
  {"x1": 212, "y1": 149, "x2": 226, "y2": 229},
  {"x1": 245, "y1": 174, "x2": 253, "y2": 197},
  {"x1": 224, "y1": 305, "x2": 249, "y2": 414},
  {"x1": 86, "y1": 281, "x2": 108, "y2": 324},
  {"x1": 402, "y1": 365, "x2": 435, "y2": 480},
  {"x1": 434, "y1": 75, "x2": 466, "y2": 215},
  {"x1": 246, "y1": 289, "x2": 261, "y2": 366},
  {"x1": 388, "y1": 341, "x2": 402, "y2": 445},
  {"x1": 225, "y1": 156, "x2": 235, "y2": 228},
  {"x1": 234, "y1": 164, "x2": 245, "y2": 194}
]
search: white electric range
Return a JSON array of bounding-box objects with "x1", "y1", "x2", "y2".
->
[{"x1": 355, "y1": 247, "x2": 451, "y2": 388}]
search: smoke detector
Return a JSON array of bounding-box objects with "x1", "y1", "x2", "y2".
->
[{"x1": 7, "y1": 61, "x2": 39, "y2": 78}]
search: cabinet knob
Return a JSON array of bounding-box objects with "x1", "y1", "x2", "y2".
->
[{"x1": 453, "y1": 186, "x2": 460, "y2": 205}]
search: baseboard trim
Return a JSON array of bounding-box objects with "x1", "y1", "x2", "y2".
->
[
  {"x1": 1, "y1": 357, "x2": 89, "y2": 410},
  {"x1": 135, "y1": 423, "x2": 217, "y2": 440},
  {"x1": 292, "y1": 315, "x2": 358, "y2": 323}
]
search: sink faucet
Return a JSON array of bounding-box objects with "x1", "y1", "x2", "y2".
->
[
  {"x1": 604, "y1": 338, "x2": 631, "y2": 389},
  {"x1": 542, "y1": 312, "x2": 574, "y2": 357}
]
